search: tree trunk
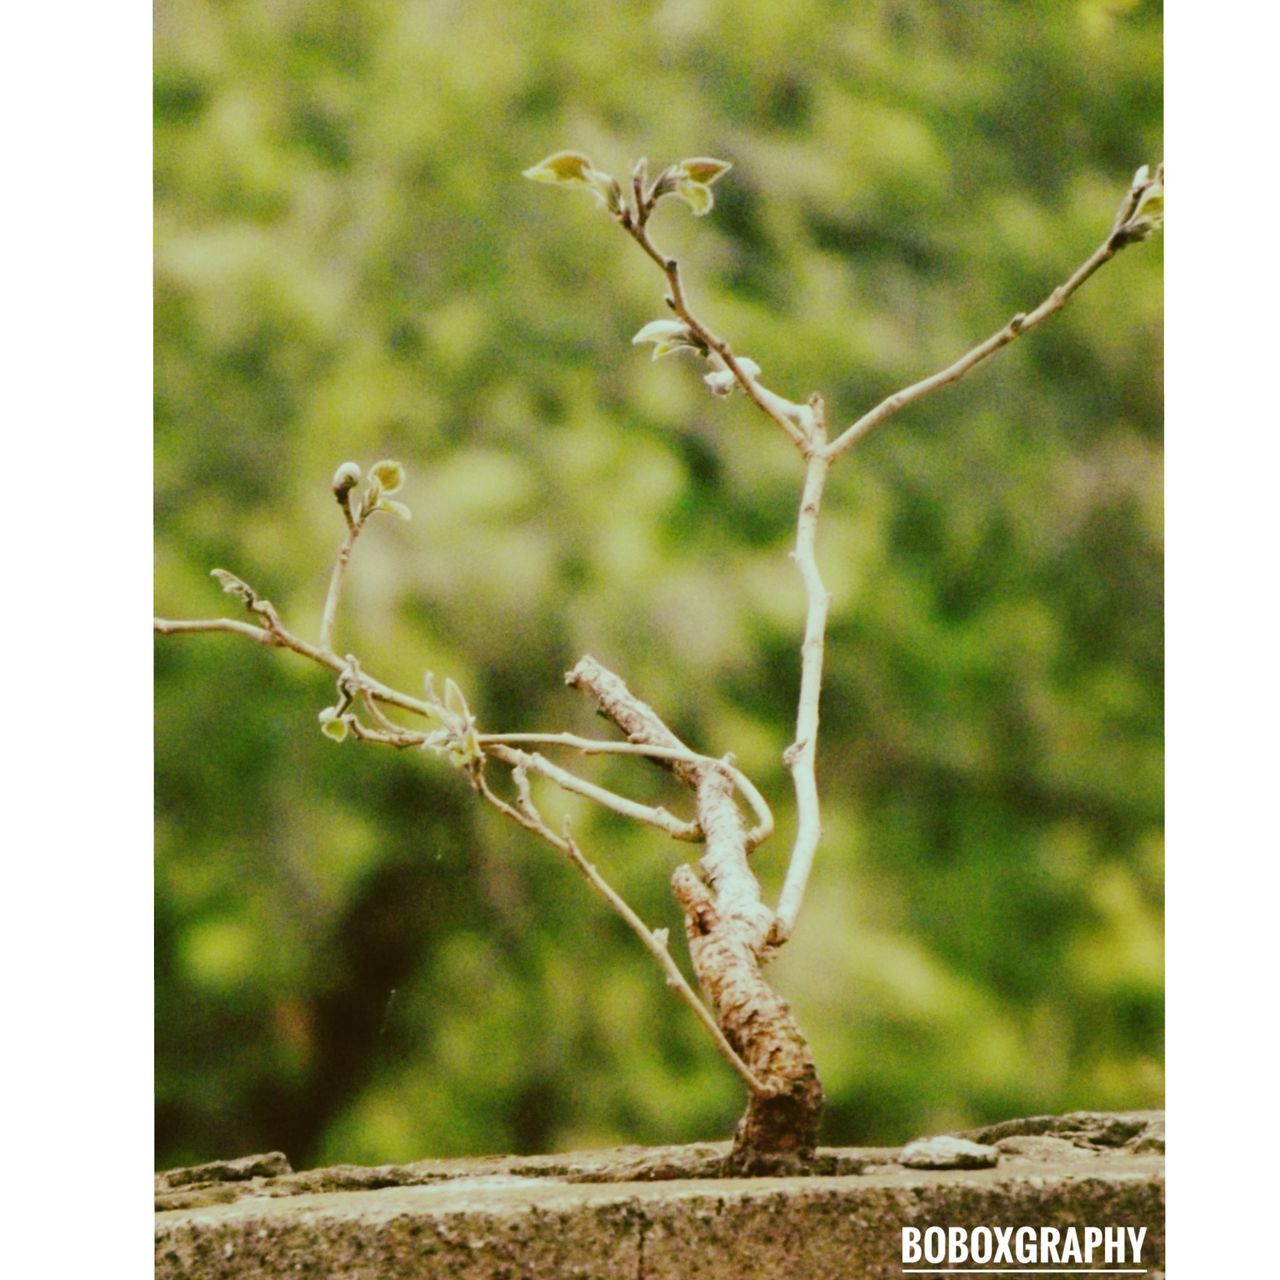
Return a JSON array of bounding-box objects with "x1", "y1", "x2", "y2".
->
[{"x1": 567, "y1": 657, "x2": 824, "y2": 1172}]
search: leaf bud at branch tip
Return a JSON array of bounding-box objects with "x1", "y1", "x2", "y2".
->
[
  {"x1": 632, "y1": 318, "x2": 698, "y2": 360},
  {"x1": 332, "y1": 461, "x2": 361, "y2": 500},
  {"x1": 1114, "y1": 161, "x2": 1164, "y2": 246}
]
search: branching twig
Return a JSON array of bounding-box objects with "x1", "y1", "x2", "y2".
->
[
  {"x1": 157, "y1": 157, "x2": 1162, "y2": 1150},
  {"x1": 479, "y1": 729, "x2": 773, "y2": 849},
  {"x1": 824, "y1": 169, "x2": 1163, "y2": 460},
  {"x1": 153, "y1": 611, "x2": 437, "y2": 720},
  {"x1": 474, "y1": 764, "x2": 769, "y2": 1095},
  {"x1": 623, "y1": 218, "x2": 812, "y2": 452},
  {"x1": 487, "y1": 743, "x2": 702, "y2": 843},
  {"x1": 155, "y1": 574, "x2": 777, "y2": 1087}
]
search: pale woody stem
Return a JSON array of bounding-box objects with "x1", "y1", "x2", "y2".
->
[
  {"x1": 773, "y1": 425, "x2": 833, "y2": 942},
  {"x1": 319, "y1": 524, "x2": 359, "y2": 655},
  {"x1": 826, "y1": 236, "x2": 1119, "y2": 459},
  {"x1": 627, "y1": 222, "x2": 809, "y2": 451}
]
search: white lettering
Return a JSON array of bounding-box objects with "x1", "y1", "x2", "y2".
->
[
  {"x1": 924, "y1": 1226, "x2": 946, "y2": 1264},
  {"x1": 901, "y1": 1220, "x2": 1151, "y2": 1267},
  {"x1": 1015, "y1": 1226, "x2": 1037, "y2": 1263},
  {"x1": 1105, "y1": 1225, "x2": 1125, "y2": 1262},
  {"x1": 902, "y1": 1227, "x2": 922, "y2": 1263},
  {"x1": 991, "y1": 1225, "x2": 1013, "y2": 1263},
  {"x1": 1128, "y1": 1226, "x2": 1147, "y2": 1261},
  {"x1": 969, "y1": 1226, "x2": 992, "y2": 1264},
  {"x1": 1060, "y1": 1227, "x2": 1083, "y2": 1264},
  {"x1": 1040, "y1": 1226, "x2": 1062, "y2": 1264}
]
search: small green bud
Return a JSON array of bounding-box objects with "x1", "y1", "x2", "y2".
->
[
  {"x1": 447, "y1": 726, "x2": 483, "y2": 770},
  {"x1": 331, "y1": 461, "x2": 361, "y2": 500},
  {"x1": 318, "y1": 707, "x2": 349, "y2": 743},
  {"x1": 632, "y1": 319, "x2": 697, "y2": 359},
  {"x1": 703, "y1": 357, "x2": 760, "y2": 396},
  {"x1": 369, "y1": 459, "x2": 405, "y2": 494},
  {"x1": 210, "y1": 568, "x2": 255, "y2": 605},
  {"x1": 1132, "y1": 180, "x2": 1163, "y2": 227}
]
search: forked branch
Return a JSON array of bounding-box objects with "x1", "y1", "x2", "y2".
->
[{"x1": 157, "y1": 153, "x2": 1162, "y2": 1164}]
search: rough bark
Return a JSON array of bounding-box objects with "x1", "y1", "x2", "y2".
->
[{"x1": 566, "y1": 656, "x2": 824, "y2": 1172}]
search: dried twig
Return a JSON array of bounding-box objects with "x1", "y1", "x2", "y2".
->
[
  {"x1": 474, "y1": 764, "x2": 768, "y2": 1095},
  {"x1": 488, "y1": 744, "x2": 702, "y2": 842},
  {"x1": 479, "y1": 728, "x2": 773, "y2": 849}
]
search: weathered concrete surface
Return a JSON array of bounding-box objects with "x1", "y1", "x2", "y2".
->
[{"x1": 156, "y1": 1112, "x2": 1164, "y2": 1279}]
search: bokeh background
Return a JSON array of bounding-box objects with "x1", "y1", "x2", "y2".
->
[{"x1": 154, "y1": 0, "x2": 1162, "y2": 1169}]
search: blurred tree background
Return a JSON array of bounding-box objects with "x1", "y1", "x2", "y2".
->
[{"x1": 154, "y1": 0, "x2": 1162, "y2": 1169}]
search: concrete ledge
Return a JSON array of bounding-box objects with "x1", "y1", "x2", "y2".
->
[{"x1": 156, "y1": 1112, "x2": 1165, "y2": 1279}]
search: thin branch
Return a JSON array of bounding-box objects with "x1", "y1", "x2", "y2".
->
[
  {"x1": 155, "y1": 610, "x2": 436, "y2": 721},
  {"x1": 772, "y1": 401, "x2": 833, "y2": 943},
  {"x1": 623, "y1": 219, "x2": 811, "y2": 452},
  {"x1": 319, "y1": 523, "x2": 360, "y2": 654},
  {"x1": 359, "y1": 688, "x2": 407, "y2": 736},
  {"x1": 487, "y1": 743, "x2": 702, "y2": 843},
  {"x1": 826, "y1": 224, "x2": 1133, "y2": 461},
  {"x1": 478, "y1": 729, "x2": 773, "y2": 849},
  {"x1": 474, "y1": 765, "x2": 769, "y2": 1095},
  {"x1": 347, "y1": 717, "x2": 424, "y2": 749},
  {"x1": 153, "y1": 616, "x2": 279, "y2": 645}
]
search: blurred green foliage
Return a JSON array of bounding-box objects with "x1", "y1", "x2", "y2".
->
[{"x1": 155, "y1": 0, "x2": 1162, "y2": 1169}]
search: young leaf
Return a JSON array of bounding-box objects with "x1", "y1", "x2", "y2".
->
[
  {"x1": 369, "y1": 459, "x2": 406, "y2": 494},
  {"x1": 444, "y1": 677, "x2": 471, "y2": 726},
  {"x1": 675, "y1": 178, "x2": 715, "y2": 216},
  {"x1": 318, "y1": 707, "x2": 349, "y2": 743},
  {"x1": 1132, "y1": 180, "x2": 1163, "y2": 227},
  {"x1": 210, "y1": 569, "x2": 255, "y2": 606},
  {"x1": 379, "y1": 499, "x2": 412, "y2": 521},
  {"x1": 632, "y1": 319, "x2": 697, "y2": 359},
  {"x1": 523, "y1": 150, "x2": 596, "y2": 185},
  {"x1": 678, "y1": 157, "x2": 732, "y2": 186},
  {"x1": 659, "y1": 157, "x2": 731, "y2": 216},
  {"x1": 523, "y1": 151, "x2": 619, "y2": 210}
]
